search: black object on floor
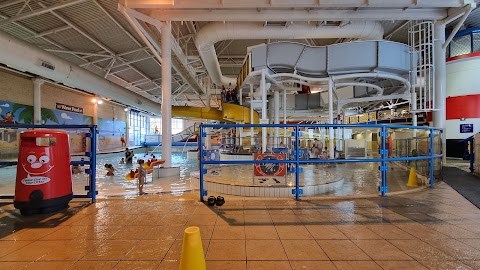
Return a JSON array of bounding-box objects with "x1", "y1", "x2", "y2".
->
[
  {"x1": 216, "y1": 196, "x2": 225, "y2": 206},
  {"x1": 207, "y1": 196, "x2": 217, "y2": 206},
  {"x1": 443, "y1": 166, "x2": 480, "y2": 209}
]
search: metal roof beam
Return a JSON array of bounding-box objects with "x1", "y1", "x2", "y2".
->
[
  {"x1": 108, "y1": 56, "x2": 155, "y2": 71},
  {"x1": 121, "y1": 5, "x2": 207, "y2": 95},
  {"x1": 147, "y1": 8, "x2": 448, "y2": 21},
  {"x1": 123, "y1": 0, "x2": 471, "y2": 9},
  {"x1": 27, "y1": 25, "x2": 72, "y2": 39},
  {"x1": 37, "y1": 3, "x2": 162, "y2": 92},
  {"x1": 0, "y1": 9, "x2": 160, "y2": 102},
  {"x1": 0, "y1": 0, "x2": 26, "y2": 9},
  {"x1": 45, "y1": 49, "x2": 112, "y2": 58},
  {"x1": 0, "y1": 0, "x2": 88, "y2": 26},
  {"x1": 384, "y1": 21, "x2": 409, "y2": 40}
]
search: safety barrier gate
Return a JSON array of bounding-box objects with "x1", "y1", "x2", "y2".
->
[{"x1": 199, "y1": 123, "x2": 443, "y2": 201}]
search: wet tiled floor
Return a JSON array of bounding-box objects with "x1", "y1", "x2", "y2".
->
[{"x1": 1, "y1": 182, "x2": 480, "y2": 270}]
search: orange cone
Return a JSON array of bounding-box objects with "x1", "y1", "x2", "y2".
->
[{"x1": 179, "y1": 227, "x2": 206, "y2": 270}]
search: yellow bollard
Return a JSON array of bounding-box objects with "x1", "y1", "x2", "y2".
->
[
  {"x1": 406, "y1": 167, "x2": 418, "y2": 187},
  {"x1": 179, "y1": 226, "x2": 206, "y2": 270}
]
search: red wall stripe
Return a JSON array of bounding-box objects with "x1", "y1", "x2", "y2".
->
[
  {"x1": 447, "y1": 52, "x2": 480, "y2": 62},
  {"x1": 446, "y1": 94, "x2": 480, "y2": 120}
]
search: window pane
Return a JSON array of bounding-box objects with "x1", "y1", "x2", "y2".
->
[
  {"x1": 473, "y1": 32, "x2": 480, "y2": 52},
  {"x1": 450, "y1": 35, "x2": 471, "y2": 57}
]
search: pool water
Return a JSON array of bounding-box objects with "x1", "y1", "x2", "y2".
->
[
  {"x1": 0, "y1": 152, "x2": 199, "y2": 198},
  {"x1": 0, "y1": 151, "x2": 411, "y2": 198},
  {"x1": 200, "y1": 161, "x2": 412, "y2": 196}
]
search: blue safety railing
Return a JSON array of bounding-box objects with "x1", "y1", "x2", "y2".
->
[
  {"x1": 0, "y1": 124, "x2": 98, "y2": 203},
  {"x1": 198, "y1": 123, "x2": 443, "y2": 201}
]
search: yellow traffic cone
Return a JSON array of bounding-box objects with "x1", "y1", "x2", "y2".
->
[
  {"x1": 406, "y1": 167, "x2": 418, "y2": 187},
  {"x1": 179, "y1": 227, "x2": 206, "y2": 270}
]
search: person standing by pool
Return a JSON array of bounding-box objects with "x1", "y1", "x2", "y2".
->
[
  {"x1": 125, "y1": 148, "x2": 134, "y2": 164},
  {"x1": 120, "y1": 134, "x2": 126, "y2": 147},
  {"x1": 137, "y1": 159, "x2": 146, "y2": 194}
]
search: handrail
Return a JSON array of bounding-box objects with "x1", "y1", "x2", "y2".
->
[{"x1": 198, "y1": 123, "x2": 443, "y2": 201}]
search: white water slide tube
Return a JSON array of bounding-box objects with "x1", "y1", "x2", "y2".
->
[
  {"x1": 195, "y1": 21, "x2": 384, "y2": 86},
  {"x1": 250, "y1": 41, "x2": 415, "y2": 94}
]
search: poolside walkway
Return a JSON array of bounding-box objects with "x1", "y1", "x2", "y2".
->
[
  {"x1": 1, "y1": 181, "x2": 480, "y2": 270},
  {"x1": 443, "y1": 166, "x2": 480, "y2": 209}
]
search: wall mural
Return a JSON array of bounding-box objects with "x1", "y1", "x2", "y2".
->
[{"x1": 0, "y1": 99, "x2": 127, "y2": 158}]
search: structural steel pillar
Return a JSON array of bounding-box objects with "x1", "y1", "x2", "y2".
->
[
  {"x1": 328, "y1": 78, "x2": 335, "y2": 159},
  {"x1": 248, "y1": 84, "x2": 254, "y2": 147},
  {"x1": 274, "y1": 90, "x2": 280, "y2": 147},
  {"x1": 433, "y1": 22, "x2": 447, "y2": 163},
  {"x1": 32, "y1": 78, "x2": 44, "y2": 125},
  {"x1": 161, "y1": 21, "x2": 173, "y2": 167},
  {"x1": 261, "y1": 70, "x2": 267, "y2": 152}
]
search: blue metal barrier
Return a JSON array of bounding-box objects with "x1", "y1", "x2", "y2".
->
[
  {"x1": 198, "y1": 123, "x2": 443, "y2": 201},
  {"x1": 0, "y1": 124, "x2": 98, "y2": 203}
]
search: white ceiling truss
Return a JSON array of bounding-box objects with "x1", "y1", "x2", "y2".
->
[{"x1": 0, "y1": 0, "x2": 478, "y2": 110}]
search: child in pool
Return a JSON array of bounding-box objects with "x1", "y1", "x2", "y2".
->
[
  {"x1": 137, "y1": 159, "x2": 146, "y2": 194},
  {"x1": 72, "y1": 165, "x2": 82, "y2": 174},
  {"x1": 105, "y1": 164, "x2": 116, "y2": 176},
  {"x1": 119, "y1": 158, "x2": 125, "y2": 164}
]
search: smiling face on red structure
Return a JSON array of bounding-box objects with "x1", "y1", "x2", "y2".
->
[{"x1": 22, "y1": 151, "x2": 54, "y2": 176}]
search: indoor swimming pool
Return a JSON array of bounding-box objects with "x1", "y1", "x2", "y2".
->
[
  {"x1": 0, "y1": 150, "x2": 418, "y2": 198},
  {"x1": 201, "y1": 162, "x2": 413, "y2": 196},
  {"x1": 0, "y1": 152, "x2": 199, "y2": 198}
]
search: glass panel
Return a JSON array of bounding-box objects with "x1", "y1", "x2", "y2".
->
[
  {"x1": 473, "y1": 32, "x2": 480, "y2": 52},
  {"x1": 450, "y1": 35, "x2": 472, "y2": 57}
]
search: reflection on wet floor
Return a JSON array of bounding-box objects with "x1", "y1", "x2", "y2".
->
[{"x1": 0, "y1": 182, "x2": 479, "y2": 270}]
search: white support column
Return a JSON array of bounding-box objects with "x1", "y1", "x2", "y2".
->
[
  {"x1": 283, "y1": 89, "x2": 287, "y2": 144},
  {"x1": 125, "y1": 109, "x2": 129, "y2": 147},
  {"x1": 239, "y1": 84, "x2": 244, "y2": 144},
  {"x1": 239, "y1": 87, "x2": 243, "y2": 106},
  {"x1": 32, "y1": 78, "x2": 44, "y2": 125},
  {"x1": 206, "y1": 128, "x2": 212, "y2": 150},
  {"x1": 274, "y1": 90, "x2": 280, "y2": 147},
  {"x1": 328, "y1": 78, "x2": 335, "y2": 159},
  {"x1": 412, "y1": 90, "x2": 418, "y2": 137},
  {"x1": 92, "y1": 101, "x2": 98, "y2": 125},
  {"x1": 206, "y1": 82, "x2": 211, "y2": 109},
  {"x1": 161, "y1": 21, "x2": 172, "y2": 167},
  {"x1": 250, "y1": 84, "x2": 254, "y2": 147},
  {"x1": 433, "y1": 22, "x2": 447, "y2": 163},
  {"x1": 261, "y1": 69, "x2": 267, "y2": 152}
]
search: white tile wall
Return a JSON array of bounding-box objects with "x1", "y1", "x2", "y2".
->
[
  {"x1": 203, "y1": 178, "x2": 344, "y2": 198},
  {"x1": 233, "y1": 186, "x2": 241, "y2": 196},
  {"x1": 259, "y1": 187, "x2": 265, "y2": 197}
]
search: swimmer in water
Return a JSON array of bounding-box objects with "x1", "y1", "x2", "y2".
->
[{"x1": 105, "y1": 164, "x2": 116, "y2": 176}]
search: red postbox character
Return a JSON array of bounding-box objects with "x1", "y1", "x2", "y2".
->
[{"x1": 14, "y1": 130, "x2": 73, "y2": 215}]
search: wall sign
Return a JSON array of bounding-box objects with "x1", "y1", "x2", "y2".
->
[
  {"x1": 253, "y1": 153, "x2": 287, "y2": 186},
  {"x1": 56, "y1": 103, "x2": 83, "y2": 114},
  {"x1": 460, "y1": 124, "x2": 474, "y2": 133}
]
